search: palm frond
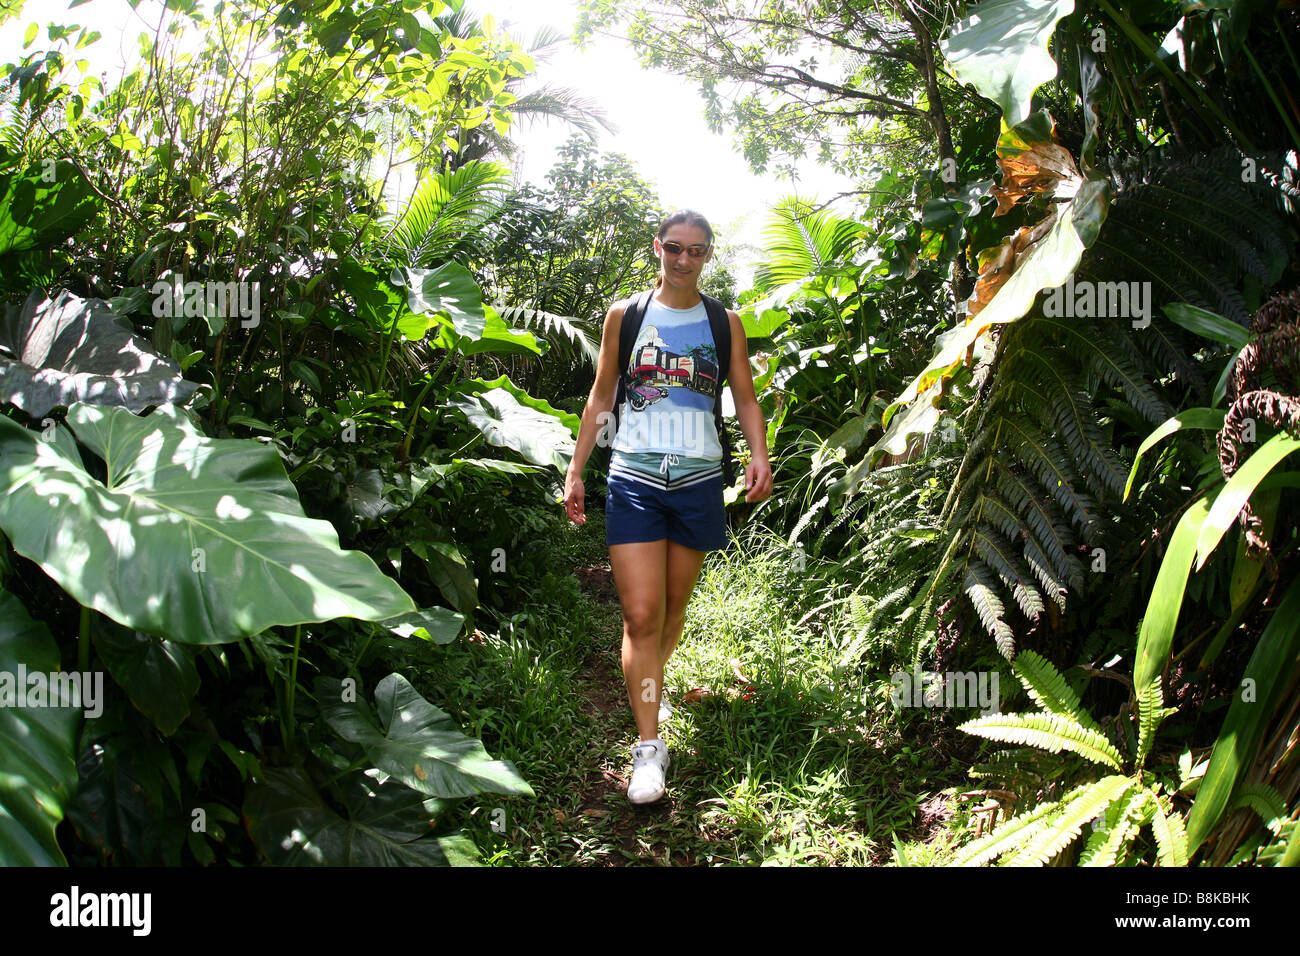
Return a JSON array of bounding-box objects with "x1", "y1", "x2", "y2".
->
[{"x1": 386, "y1": 160, "x2": 511, "y2": 266}]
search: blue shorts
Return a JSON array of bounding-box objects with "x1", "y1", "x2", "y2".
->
[{"x1": 605, "y1": 463, "x2": 728, "y2": 552}]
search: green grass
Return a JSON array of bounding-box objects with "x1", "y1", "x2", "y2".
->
[{"x1": 388, "y1": 507, "x2": 972, "y2": 865}]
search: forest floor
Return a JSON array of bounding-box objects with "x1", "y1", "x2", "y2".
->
[{"x1": 401, "y1": 505, "x2": 975, "y2": 866}]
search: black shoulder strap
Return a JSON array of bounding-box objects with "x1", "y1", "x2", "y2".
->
[
  {"x1": 613, "y1": 289, "x2": 654, "y2": 433},
  {"x1": 700, "y1": 293, "x2": 736, "y2": 486},
  {"x1": 700, "y1": 293, "x2": 730, "y2": 387}
]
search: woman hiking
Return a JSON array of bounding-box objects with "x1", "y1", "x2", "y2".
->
[{"x1": 563, "y1": 209, "x2": 773, "y2": 805}]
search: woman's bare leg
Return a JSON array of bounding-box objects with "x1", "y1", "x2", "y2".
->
[
  {"x1": 609, "y1": 539, "x2": 668, "y2": 743},
  {"x1": 660, "y1": 539, "x2": 708, "y2": 667}
]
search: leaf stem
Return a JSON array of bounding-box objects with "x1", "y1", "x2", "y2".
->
[{"x1": 285, "y1": 624, "x2": 302, "y2": 749}]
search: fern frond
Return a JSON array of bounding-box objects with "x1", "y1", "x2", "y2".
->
[
  {"x1": 949, "y1": 794, "x2": 1068, "y2": 866},
  {"x1": 968, "y1": 747, "x2": 1059, "y2": 785},
  {"x1": 1150, "y1": 791, "x2": 1190, "y2": 867},
  {"x1": 972, "y1": 523, "x2": 1046, "y2": 621},
  {"x1": 1011, "y1": 650, "x2": 1102, "y2": 733},
  {"x1": 963, "y1": 558, "x2": 1016, "y2": 659},
  {"x1": 1022, "y1": 537, "x2": 1069, "y2": 609},
  {"x1": 1230, "y1": 783, "x2": 1288, "y2": 831},
  {"x1": 959, "y1": 712, "x2": 1124, "y2": 769},
  {"x1": 1135, "y1": 675, "x2": 1171, "y2": 768},
  {"x1": 999, "y1": 415, "x2": 1102, "y2": 542},
  {"x1": 1078, "y1": 786, "x2": 1150, "y2": 867},
  {"x1": 1005, "y1": 775, "x2": 1134, "y2": 865},
  {"x1": 496, "y1": 304, "x2": 600, "y2": 365},
  {"x1": 1013, "y1": 351, "x2": 1129, "y2": 498},
  {"x1": 789, "y1": 493, "x2": 830, "y2": 548}
]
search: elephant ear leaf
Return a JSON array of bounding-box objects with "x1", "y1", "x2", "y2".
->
[
  {"x1": 446, "y1": 375, "x2": 579, "y2": 473},
  {"x1": 318, "y1": 673, "x2": 534, "y2": 799},
  {"x1": 0, "y1": 590, "x2": 80, "y2": 866},
  {"x1": 243, "y1": 764, "x2": 479, "y2": 866},
  {"x1": 0, "y1": 403, "x2": 416, "y2": 644},
  {"x1": 0, "y1": 289, "x2": 198, "y2": 416}
]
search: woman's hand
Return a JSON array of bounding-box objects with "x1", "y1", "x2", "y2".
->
[
  {"x1": 743, "y1": 458, "x2": 773, "y2": 504},
  {"x1": 564, "y1": 473, "x2": 586, "y2": 524}
]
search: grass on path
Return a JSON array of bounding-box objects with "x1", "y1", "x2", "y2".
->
[{"x1": 393, "y1": 507, "x2": 974, "y2": 865}]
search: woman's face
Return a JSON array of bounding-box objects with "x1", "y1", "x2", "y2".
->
[{"x1": 654, "y1": 222, "x2": 713, "y2": 291}]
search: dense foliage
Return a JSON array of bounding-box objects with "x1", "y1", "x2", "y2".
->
[{"x1": 2, "y1": 0, "x2": 1297, "y2": 867}]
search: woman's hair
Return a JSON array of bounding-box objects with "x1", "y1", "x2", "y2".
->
[{"x1": 654, "y1": 209, "x2": 713, "y2": 288}]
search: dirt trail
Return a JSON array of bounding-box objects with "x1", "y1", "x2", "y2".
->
[{"x1": 569, "y1": 560, "x2": 687, "y2": 864}]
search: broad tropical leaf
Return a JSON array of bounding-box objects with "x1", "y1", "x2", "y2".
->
[
  {"x1": 318, "y1": 673, "x2": 533, "y2": 799},
  {"x1": 93, "y1": 619, "x2": 200, "y2": 736},
  {"x1": 0, "y1": 149, "x2": 97, "y2": 256},
  {"x1": 0, "y1": 403, "x2": 415, "y2": 644},
  {"x1": 1187, "y1": 575, "x2": 1300, "y2": 853},
  {"x1": 243, "y1": 764, "x2": 478, "y2": 866},
  {"x1": 941, "y1": 0, "x2": 1076, "y2": 127},
  {"x1": 446, "y1": 374, "x2": 579, "y2": 472},
  {"x1": 1133, "y1": 496, "x2": 1212, "y2": 690},
  {"x1": 0, "y1": 590, "x2": 80, "y2": 865},
  {"x1": 0, "y1": 289, "x2": 198, "y2": 416}
]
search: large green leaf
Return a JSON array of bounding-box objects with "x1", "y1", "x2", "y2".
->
[
  {"x1": 383, "y1": 606, "x2": 465, "y2": 645},
  {"x1": 318, "y1": 673, "x2": 533, "y2": 799},
  {"x1": 407, "y1": 539, "x2": 478, "y2": 619},
  {"x1": 873, "y1": 172, "x2": 1109, "y2": 462},
  {"x1": 446, "y1": 374, "x2": 579, "y2": 472},
  {"x1": 0, "y1": 403, "x2": 415, "y2": 644},
  {"x1": 1124, "y1": 408, "x2": 1226, "y2": 501},
  {"x1": 1186, "y1": 575, "x2": 1300, "y2": 854},
  {"x1": 739, "y1": 278, "x2": 812, "y2": 339},
  {"x1": 1133, "y1": 496, "x2": 1212, "y2": 691},
  {"x1": 0, "y1": 289, "x2": 198, "y2": 416},
  {"x1": 393, "y1": 263, "x2": 540, "y2": 355},
  {"x1": 243, "y1": 764, "x2": 478, "y2": 866},
  {"x1": 1161, "y1": 303, "x2": 1251, "y2": 349},
  {"x1": 93, "y1": 619, "x2": 200, "y2": 736},
  {"x1": 65, "y1": 725, "x2": 179, "y2": 864},
  {"x1": 393, "y1": 262, "x2": 487, "y2": 340},
  {"x1": 941, "y1": 0, "x2": 1077, "y2": 127},
  {"x1": 1196, "y1": 433, "x2": 1300, "y2": 569},
  {"x1": 0, "y1": 590, "x2": 80, "y2": 865},
  {"x1": 431, "y1": 304, "x2": 542, "y2": 356},
  {"x1": 0, "y1": 151, "x2": 97, "y2": 256}
]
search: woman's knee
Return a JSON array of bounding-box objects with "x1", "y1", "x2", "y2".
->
[{"x1": 622, "y1": 605, "x2": 665, "y2": 642}]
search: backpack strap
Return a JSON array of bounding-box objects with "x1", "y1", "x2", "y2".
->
[
  {"x1": 613, "y1": 289, "x2": 654, "y2": 435},
  {"x1": 700, "y1": 293, "x2": 736, "y2": 487}
]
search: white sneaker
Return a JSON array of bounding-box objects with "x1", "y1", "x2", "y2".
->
[
  {"x1": 627, "y1": 739, "x2": 670, "y2": 805},
  {"x1": 658, "y1": 692, "x2": 673, "y2": 724}
]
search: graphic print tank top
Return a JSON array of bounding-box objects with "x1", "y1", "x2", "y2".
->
[{"x1": 611, "y1": 294, "x2": 724, "y2": 464}]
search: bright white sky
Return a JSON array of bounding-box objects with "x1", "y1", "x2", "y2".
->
[{"x1": 1, "y1": 0, "x2": 856, "y2": 277}]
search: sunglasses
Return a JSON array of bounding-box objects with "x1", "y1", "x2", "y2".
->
[{"x1": 660, "y1": 240, "x2": 711, "y2": 259}]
